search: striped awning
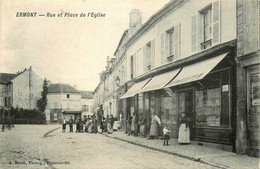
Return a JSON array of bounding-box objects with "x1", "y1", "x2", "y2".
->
[
  {"x1": 120, "y1": 78, "x2": 151, "y2": 99},
  {"x1": 165, "y1": 52, "x2": 228, "y2": 88}
]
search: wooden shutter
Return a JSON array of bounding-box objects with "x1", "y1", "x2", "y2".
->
[
  {"x1": 212, "y1": 0, "x2": 221, "y2": 45},
  {"x1": 160, "y1": 33, "x2": 165, "y2": 64},
  {"x1": 143, "y1": 46, "x2": 146, "y2": 72},
  {"x1": 165, "y1": 32, "x2": 169, "y2": 61},
  {"x1": 174, "y1": 23, "x2": 181, "y2": 59},
  {"x1": 151, "y1": 39, "x2": 155, "y2": 69},
  {"x1": 191, "y1": 13, "x2": 198, "y2": 53}
]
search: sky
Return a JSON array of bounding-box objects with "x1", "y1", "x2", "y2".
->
[{"x1": 0, "y1": 0, "x2": 170, "y2": 91}]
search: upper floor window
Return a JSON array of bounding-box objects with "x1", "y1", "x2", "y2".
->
[
  {"x1": 67, "y1": 94, "x2": 70, "y2": 98},
  {"x1": 130, "y1": 55, "x2": 134, "y2": 79},
  {"x1": 191, "y1": 0, "x2": 221, "y2": 53},
  {"x1": 201, "y1": 7, "x2": 212, "y2": 50},
  {"x1": 167, "y1": 29, "x2": 175, "y2": 62},
  {"x1": 146, "y1": 42, "x2": 151, "y2": 70}
]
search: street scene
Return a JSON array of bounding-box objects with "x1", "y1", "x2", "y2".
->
[{"x1": 0, "y1": 0, "x2": 260, "y2": 168}]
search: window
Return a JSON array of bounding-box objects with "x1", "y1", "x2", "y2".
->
[
  {"x1": 146, "y1": 42, "x2": 151, "y2": 70},
  {"x1": 169, "y1": 30, "x2": 174, "y2": 57},
  {"x1": 165, "y1": 24, "x2": 181, "y2": 62},
  {"x1": 130, "y1": 55, "x2": 134, "y2": 79},
  {"x1": 67, "y1": 94, "x2": 70, "y2": 98},
  {"x1": 201, "y1": 7, "x2": 212, "y2": 49},
  {"x1": 82, "y1": 105, "x2": 89, "y2": 111}
]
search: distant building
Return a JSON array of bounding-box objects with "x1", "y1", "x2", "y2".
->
[
  {"x1": 0, "y1": 66, "x2": 43, "y2": 109},
  {"x1": 80, "y1": 91, "x2": 94, "y2": 117},
  {"x1": 45, "y1": 83, "x2": 81, "y2": 124}
]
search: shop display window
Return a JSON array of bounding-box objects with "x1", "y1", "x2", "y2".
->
[
  {"x1": 161, "y1": 92, "x2": 177, "y2": 125},
  {"x1": 195, "y1": 73, "x2": 221, "y2": 127}
]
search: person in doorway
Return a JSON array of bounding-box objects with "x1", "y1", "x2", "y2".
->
[
  {"x1": 163, "y1": 126, "x2": 170, "y2": 146},
  {"x1": 139, "y1": 114, "x2": 146, "y2": 137},
  {"x1": 69, "y1": 116, "x2": 73, "y2": 132},
  {"x1": 148, "y1": 114, "x2": 161, "y2": 140},
  {"x1": 62, "y1": 118, "x2": 66, "y2": 133},
  {"x1": 178, "y1": 112, "x2": 190, "y2": 144}
]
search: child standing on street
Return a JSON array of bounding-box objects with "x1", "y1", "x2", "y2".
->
[{"x1": 163, "y1": 126, "x2": 170, "y2": 146}]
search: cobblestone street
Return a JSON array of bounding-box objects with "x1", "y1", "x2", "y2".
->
[{"x1": 0, "y1": 125, "x2": 220, "y2": 169}]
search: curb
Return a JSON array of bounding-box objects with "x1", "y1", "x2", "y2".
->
[
  {"x1": 43, "y1": 127, "x2": 61, "y2": 138},
  {"x1": 101, "y1": 133, "x2": 226, "y2": 169}
]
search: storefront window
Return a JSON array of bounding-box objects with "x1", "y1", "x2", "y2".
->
[
  {"x1": 138, "y1": 94, "x2": 144, "y2": 115},
  {"x1": 161, "y1": 92, "x2": 177, "y2": 125},
  {"x1": 195, "y1": 73, "x2": 221, "y2": 127}
]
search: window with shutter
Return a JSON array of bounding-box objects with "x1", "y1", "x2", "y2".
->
[
  {"x1": 191, "y1": 13, "x2": 198, "y2": 53},
  {"x1": 200, "y1": 6, "x2": 212, "y2": 50},
  {"x1": 212, "y1": 0, "x2": 220, "y2": 45},
  {"x1": 151, "y1": 39, "x2": 155, "y2": 68},
  {"x1": 160, "y1": 33, "x2": 165, "y2": 64},
  {"x1": 166, "y1": 28, "x2": 174, "y2": 62},
  {"x1": 174, "y1": 23, "x2": 181, "y2": 59}
]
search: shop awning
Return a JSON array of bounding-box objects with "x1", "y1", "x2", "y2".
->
[
  {"x1": 120, "y1": 78, "x2": 151, "y2": 99},
  {"x1": 63, "y1": 111, "x2": 82, "y2": 114},
  {"x1": 165, "y1": 52, "x2": 228, "y2": 88},
  {"x1": 141, "y1": 68, "x2": 181, "y2": 93}
]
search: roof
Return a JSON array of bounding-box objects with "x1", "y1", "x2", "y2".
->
[
  {"x1": 80, "y1": 90, "x2": 93, "y2": 99},
  {"x1": 48, "y1": 83, "x2": 80, "y2": 94},
  {"x1": 0, "y1": 73, "x2": 16, "y2": 84},
  {"x1": 113, "y1": 29, "x2": 129, "y2": 56}
]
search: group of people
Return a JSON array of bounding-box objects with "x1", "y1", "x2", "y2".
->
[
  {"x1": 61, "y1": 114, "x2": 115, "y2": 134},
  {"x1": 62, "y1": 115, "x2": 98, "y2": 133},
  {"x1": 126, "y1": 112, "x2": 191, "y2": 146}
]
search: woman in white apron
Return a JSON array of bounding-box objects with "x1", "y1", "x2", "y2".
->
[{"x1": 178, "y1": 112, "x2": 190, "y2": 144}]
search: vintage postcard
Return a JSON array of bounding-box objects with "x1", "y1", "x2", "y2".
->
[{"x1": 0, "y1": 0, "x2": 259, "y2": 168}]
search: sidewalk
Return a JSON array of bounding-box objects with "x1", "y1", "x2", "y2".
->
[{"x1": 101, "y1": 131, "x2": 259, "y2": 169}]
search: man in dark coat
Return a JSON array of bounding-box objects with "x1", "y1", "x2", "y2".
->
[
  {"x1": 110, "y1": 114, "x2": 115, "y2": 130},
  {"x1": 69, "y1": 116, "x2": 73, "y2": 132}
]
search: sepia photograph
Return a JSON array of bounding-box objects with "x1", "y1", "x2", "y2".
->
[{"x1": 0, "y1": 0, "x2": 259, "y2": 168}]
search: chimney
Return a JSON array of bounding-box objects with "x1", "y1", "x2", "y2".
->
[{"x1": 129, "y1": 9, "x2": 142, "y2": 29}]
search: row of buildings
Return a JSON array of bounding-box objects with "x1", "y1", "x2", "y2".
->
[
  {"x1": 0, "y1": 67, "x2": 94, "y2": 124},
  {"x1": 93, "y1": 0, "x2": 260, "y2": 156}
]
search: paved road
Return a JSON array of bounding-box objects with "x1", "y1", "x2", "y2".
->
[{"x1": 0, "y1": 125, "x2": 218, "y2": 169}]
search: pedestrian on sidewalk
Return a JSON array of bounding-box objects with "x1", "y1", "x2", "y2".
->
[
  {"x1": 92, "y1": 115, "x2": 98, "y2": 133},
  {"x1": 139, "y1": 114, "x2": 146, "y2": 137},
  {"x1": 148, "y1": 114, "x2": 161, "y2": 140},
  {"x1": 178, "y1": 112, "x2": 190, "y2": 144},
  {"x1": 69, "y1": 116, "x2": 73, "y2": 132},
  {"x1": 126, "y1": 115, "x2": 132, "y2": 136},
  {"x1": 62, "y1": 118, "x2": 66, "y2": 133},
  {"x1": 163, "y1": 126, "x2": 170, "y2": 146},
  {"x1": 76, "y1": 117, "x2": 80, "y2": 133},
  {"x1": 131, "y1": 114, "x2": 136, "y2": 135},
  {"x1": 134, "y1": 113, "x2": 139, "y2": 136},
  {"x1": 109, "y1": 114, "x2": 115, "y2": 130}
]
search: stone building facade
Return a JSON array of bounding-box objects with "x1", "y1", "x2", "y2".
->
[
  {"x1": 236, "y1": 0, "x2": 260, "y2": 157},
  {"x1": 0, "y1": 66, "x2": 43, "y2": 109},
  {"x1": 93, "y1": 0, "x2": 259, "y2": 156}
]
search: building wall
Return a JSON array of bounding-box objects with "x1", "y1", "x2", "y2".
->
[
  {"x1": 236, "y1": 0, "x2": 260, "y2": 156},
  {"x1": 11, "y1": 69, "x2": 43, "y2": 109},
  {"x1": 47, "y1": 93, "x2": 81, "y2": 111},
  {"x1": 0, "y1": 84, "x2": 7, "y2": 107},
  {"x1": 126, "y1": 0, "x2": 236, "y2": 81},
  {"x1": 81, "y1": 98, "x2": 94, "y2": 116}
]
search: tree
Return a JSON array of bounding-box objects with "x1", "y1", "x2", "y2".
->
[{"x1": 36, "y1": 78, "x2": 48, "y2": 113}]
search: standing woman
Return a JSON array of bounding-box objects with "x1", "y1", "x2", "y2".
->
[
  {"x1": 148, "y1": 114, "x2": 161, "y2": 140},
  {"x1": 178, "y1": 112, "x2": 190, "y2": 144}
]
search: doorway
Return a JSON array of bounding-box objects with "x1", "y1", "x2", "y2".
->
[
  {"x1": 248, "y1": 67, "x2": 260, "y2": 157},
  {"x1": 178, "y1": 89, "x2": 194, "y2": 139}
]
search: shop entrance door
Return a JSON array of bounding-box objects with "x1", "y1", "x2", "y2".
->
[
  {"x1": 248, "y1": 69, "x2": 260, "y2": 157},
  {"x1": 178, "y1": 89, "x2": 194, "y2": 139}
]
